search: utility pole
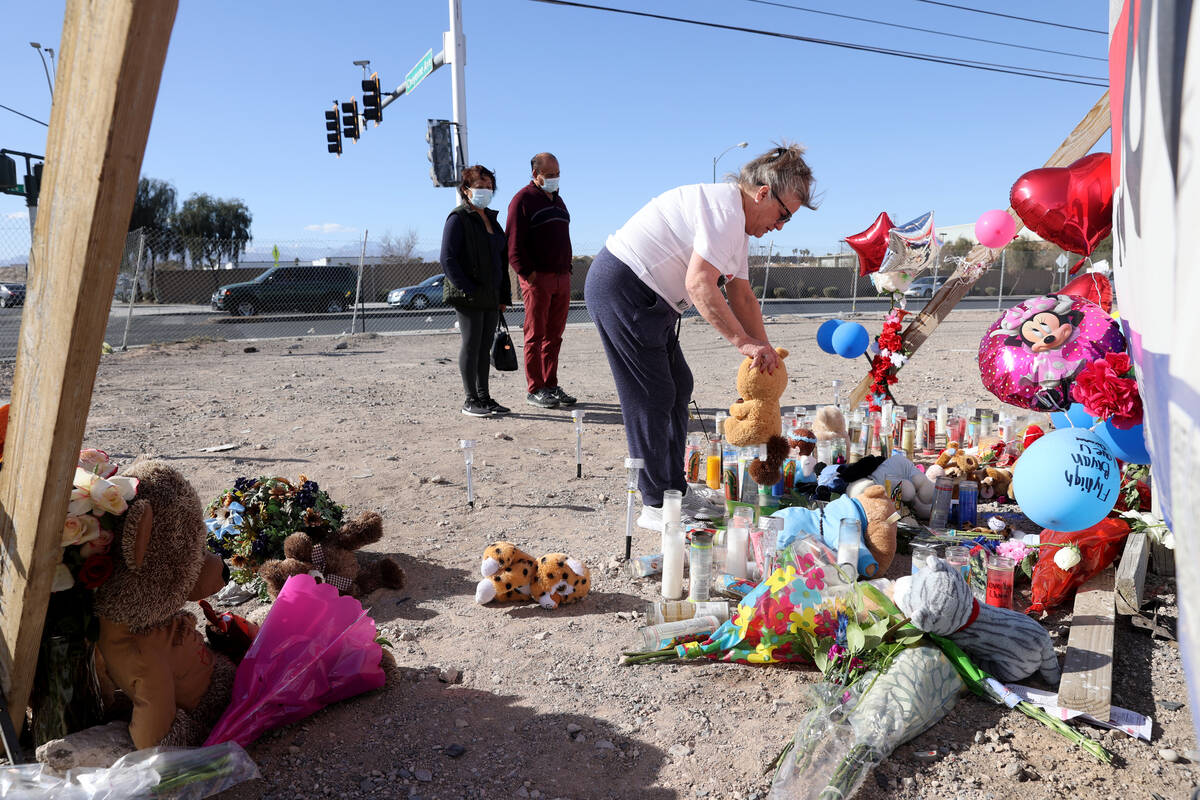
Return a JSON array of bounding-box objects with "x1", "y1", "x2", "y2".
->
[{"x1": 445, "y1": 0, "x2": 468, "y2": 167}]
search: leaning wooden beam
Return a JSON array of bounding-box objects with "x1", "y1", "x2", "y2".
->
[
  {"x1": 1057, "y1": 567, "x2": 1116, "y2": 722},
  {"x1": 849, "y1": 91, "x2": 1112, "y2": 409},
  {"x1": 0, "y1": 0, "x2": 177, "y2": 734},
  {"x1": 1114, "y1": 532, "x2": 1149, "y2": 616}
]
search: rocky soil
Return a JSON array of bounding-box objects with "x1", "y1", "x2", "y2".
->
[{"x1": 9, "y1": 309, "x2": 1195, "y2": 800}]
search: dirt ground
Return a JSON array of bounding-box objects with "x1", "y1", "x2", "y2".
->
[{"x1": 15, "y1": 309, "x2": 1197, "y2": 800}]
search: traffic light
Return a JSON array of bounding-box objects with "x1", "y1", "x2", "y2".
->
[
  {"x1": 362, "y1": 72, "x2": 382, "y2": 125},
  {"x1": 325, "y1": 102, "x2": 342, "y2": 156},
  {"x1": 341, "y1": 98, "x2": 361, "y2": 142},
  {"x1": 426, "y1": 119, "x2": 455, "y2": 187},
  {"x1": 0, "y1": 155, "x2": 15, "y2": 191},
  {"x1": 25, "y1": 163, "x2": 42, "y2": 206}
]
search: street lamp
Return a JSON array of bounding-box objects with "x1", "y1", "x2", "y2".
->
[
  {"x1": 712, "y1": 140, "x2": 748, "y2": 183},
  {"x1": 30, "y1": 42, "x2": 53, "y2": 99}
]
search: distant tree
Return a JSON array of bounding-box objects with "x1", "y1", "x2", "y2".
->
[
  {"x1": 379, "y1": 229, "x2": 420, "y2": 264},
  {"x1": 172, "y1": 193, "x2": 252, "y2": 267},
  {"x1": 129, "y1": 177, "x2": 178, "y2": 300}
]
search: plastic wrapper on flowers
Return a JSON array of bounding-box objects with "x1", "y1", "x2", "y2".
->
[
  {"x1": 0, "y1": 741, "x2": 258, "y2": 799},
  {"x1": 770, "y1": 644, "x2": 965, "y2": 800},
  {"x1": 624, "y1": 536, "x2": 860, "y2": 666},
  {"x1": 203, "y1": 573, "x2": 386, "y2": 748}
]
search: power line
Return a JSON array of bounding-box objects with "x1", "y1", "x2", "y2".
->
[
  {"x1": 914, "y1": 0, "x2": 1107, "y2": 35},
  {"x1": 528, "y1": 0, "x2": 1107, "y2": 86},
  {"x1": 0, "y1": 103, "x2": 48, "y2": 127},
  {"x1": 745, "y1": 0, "x2": 1106, "y2": 62}
]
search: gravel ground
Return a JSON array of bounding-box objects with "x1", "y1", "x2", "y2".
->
[{"x1": 11, "y1": 309, "x2": 1195, "y2": 799}]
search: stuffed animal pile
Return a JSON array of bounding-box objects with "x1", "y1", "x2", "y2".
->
[
  {"x1": 475, "y1": 542, "x2": 591, "y2": 609},
  {"x1": 847, "y1": 453, "x2": 937, "y2": 519}
]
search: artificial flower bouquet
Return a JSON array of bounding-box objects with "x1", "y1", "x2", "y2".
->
[
  {"x1": 32, "y1": 449, "x2": 138, "y2": 745},
  {"x1": 205, "y1": 475, "x2": 344, "y2": 585}
]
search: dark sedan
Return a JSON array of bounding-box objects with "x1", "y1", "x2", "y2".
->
[{"x1": 0, "y1": 282, "x2": 25, "y2": 308}]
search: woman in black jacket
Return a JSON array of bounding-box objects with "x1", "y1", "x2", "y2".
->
[{"x1": 440, "y1": 164, "x2": 513, "y2": 417}]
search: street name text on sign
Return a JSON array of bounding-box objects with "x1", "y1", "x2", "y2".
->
[{"x1": 404, "y1": 49, "x2": 434, "y2": 95}]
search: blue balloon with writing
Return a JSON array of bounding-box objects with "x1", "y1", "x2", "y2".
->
[{"x1": 1011, "y1": 427, "x2": 1119, "y2": 532}]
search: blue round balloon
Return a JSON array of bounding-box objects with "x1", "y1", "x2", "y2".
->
[
  {"x1": 817, "y1": 319, "x2": 843, "y2": 355},
  {"x1": 1012, "y1": 427, "x2": 1119, "y2": 531},
  {"x1": 1049, "y1": 403, "x2": 1097, "y2": 430},
  {"x1": 831, "y1": 322, "x2": 870, "y2": 359},
  {"x1": 1095, "y1": 420, "x2": 1151, "y2": 464}
]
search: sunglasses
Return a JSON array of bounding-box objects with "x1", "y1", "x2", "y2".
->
[{"x1": 769, "y1": 187, "x2": 793, "y2": 225}]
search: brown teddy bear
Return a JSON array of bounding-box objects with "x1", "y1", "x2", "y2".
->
[
  {"x1": 531, "y1": 553, "x2": 592, "y2": 609},
  {"x1": 473, "y1": 542, "x2": 591, "y2": 609},
  {"x1": 979, "y1": 467, "x2": 1014, "y2": 502},
  {"x1": 258, "y1": 511, "x2": 405, "y2": 598},
  {"x1": 92, "y1": 460, "x2": 236, "y2": 750},
  {"x1": 724, "y1": 347, "x2": 790, "y2": 446},
  {"x1": 474, "y1": 541, "x2": 537, "y2": 604}
]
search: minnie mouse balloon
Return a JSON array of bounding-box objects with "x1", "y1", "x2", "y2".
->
[
  {"x1": 978, "y1": 293, "x2": 1126, "y2": 411},
  {"x1": 845, "y1": 212, "x2": 893, "y2": 276},
  {"x1": 1010, "y1": 152, "x2": 1113, "y2": 257}
]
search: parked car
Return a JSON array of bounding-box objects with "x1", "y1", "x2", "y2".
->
[
  {"x1": 387, "y1": 274, "x2": 446, "y2": 309},
  {"x1": 903, "y1": 275, "x2": 950, "y2": 298},
  {"x1": 0, "y1": 282, "x2": 26, "y2": 308},
  {"x1": 211, "y1": 265, "x2": 356, "y2": 316}
]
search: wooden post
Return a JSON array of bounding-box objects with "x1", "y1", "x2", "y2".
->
[
  {"x1": 849, "y1": 91, "x2": 1113, "y2": 409},
  {"x1": 0, "y1": 0, "x2": 177, "y2": 733},
  {"x1": 1115, "y1": 531, "x2": 1149, "y2": 615},
  {"x1": 1057, "y1": 567, "x2": 1116, "y2": 721}
]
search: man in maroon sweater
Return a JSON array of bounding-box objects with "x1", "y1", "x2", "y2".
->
[{"x1": 507, "y1": 152, "x2": 577, "y2": 409}]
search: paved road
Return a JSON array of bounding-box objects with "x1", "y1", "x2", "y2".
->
[{"x1": 0, "y1": 296, "x2": 1009, "y2": 359}]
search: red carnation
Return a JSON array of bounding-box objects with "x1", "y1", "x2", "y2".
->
[
  {"x1": 77, "y1": 554, "x2": 114, "y2": 589},
  {"x1": 1071, "y1": 358, "x2": 1143, "y2": 429}
]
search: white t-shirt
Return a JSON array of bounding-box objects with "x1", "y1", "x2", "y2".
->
[{"x1": 605, "y1": 183, "x2": 750, "y2": 313}]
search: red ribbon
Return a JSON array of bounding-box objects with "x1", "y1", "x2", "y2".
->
[{"x1": 955, "y1": 598, "x2": 981, "y2": 633}]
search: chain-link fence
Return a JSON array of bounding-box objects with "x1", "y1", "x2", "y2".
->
[{"x1": 0, "y1": 224, "x2": 1066, "y2": 360}]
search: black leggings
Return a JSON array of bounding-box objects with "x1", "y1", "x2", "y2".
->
[{"x1": 455, "y1": 307, "x2": 499, "y2": 401}]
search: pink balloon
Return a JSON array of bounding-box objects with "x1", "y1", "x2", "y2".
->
[
  {"x1": 977, "y1": 293, "x2": 1126, "y2": 411},
  {"x1": 975, "y1": 209, "x2": 1017, "y2": 249}
]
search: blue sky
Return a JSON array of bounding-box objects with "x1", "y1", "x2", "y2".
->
[{"x1": 1, "y1": 0, "x2": 1110, "y2": 259}]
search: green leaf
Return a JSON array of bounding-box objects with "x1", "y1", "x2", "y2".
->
[
  {"x1": 862, "y1": 635, "x2": 882, "y2": 652},
  {"x1": 813, "y1": 648, "x2": 829, "y2": 674},
  {"x1": 847, "y1": 624, "x2": 865, "y2": 654},
  {"x1": 895, "y1": 633, "x2": 926, "y2": 647}
]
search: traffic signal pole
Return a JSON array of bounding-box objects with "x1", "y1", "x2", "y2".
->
[{"x1": 445, "y1": 0, "x2": 468, "y2": 166}]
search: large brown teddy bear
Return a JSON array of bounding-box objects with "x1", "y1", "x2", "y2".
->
[
  {"x1": 724, "y1": 347, "x2": 790, "y2": 446},
  {"x1": 258, "y1": 511, "x2": 405, "y2": 598},
  {"x1": 92, "y1": 460, "x2": 236, "y2": 750}
]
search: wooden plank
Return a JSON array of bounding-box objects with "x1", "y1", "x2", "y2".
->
[
  {"x1": 1115, "y1": 532, "x2": 1149, "y2": 616},
  {"x1": 849, "y1": 91, "x2": 1112, "y2": 409},
  {"x1": 0, "y1": 0, "x2": 177, "y2": 733},
  {"x1": 1057, "y1": 567, "x2": 1116, "y2": 721}
]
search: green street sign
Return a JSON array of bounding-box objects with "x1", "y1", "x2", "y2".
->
[{"x1": 404, "y1": 49, "x2": 434, "y2": 95}]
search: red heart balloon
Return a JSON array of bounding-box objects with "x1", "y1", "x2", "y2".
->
[
  {"x1": 1010, "y1": 152, "x2": 1113, "y2": 256},
  {"x1": 1059, "y1": 272, "x2": 1113, "y2": 313},
  {"x1": 845, "y1": 211, "x2": 893, "y2": 276}
]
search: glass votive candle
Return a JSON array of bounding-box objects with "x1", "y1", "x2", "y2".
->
[
  {"x1": 944, "y1": 546, "x2": 970, "y2": 582},
  {"x1": 929, "y1": 477, "x2": 954, "y2": 530},
  {"x1": 911, "y1": 543, "x2": 938, "y2": 575},
  {"x1": 986, "y1": 554, "x2": 1016, "y2": 609}
]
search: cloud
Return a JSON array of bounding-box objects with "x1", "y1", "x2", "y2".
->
[
  {"x1": 5, "y1": 211, "x2": 28, "y2": 220},
  {"x1": 303, "y1": 222, "x2": 356, "y2": 234}
]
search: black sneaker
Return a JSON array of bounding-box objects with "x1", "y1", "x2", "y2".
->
[
  {"x1": 461, "y1": 399, "x2": 491, "y2": 417},
  {"x1": 526, "y1": 389, "x2": 560, "y2": 409},
  {"x1": 481, "y1": 396, "x2": 511, "y2": 415},
  {"x1": 548, "y1": 386, "x2": 577, "y2": 406}
]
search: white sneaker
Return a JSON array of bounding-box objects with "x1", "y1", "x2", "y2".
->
[
  {"x1": 636, "y1": 504, "x2": 664, "y2": 532},
  {"x1": 681, "y1": 488, "x2": 724, "y2": 514}
]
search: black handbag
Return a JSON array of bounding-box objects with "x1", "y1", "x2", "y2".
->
[{"x1": 491, "y1": 315, "x2": 518, "y2": 371}]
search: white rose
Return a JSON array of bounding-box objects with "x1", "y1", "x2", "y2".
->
[
  {"x1": 1162, "y1": 531, "x2": 1176, "y2": 550},
  {"x1": 68, "y1": 486, "x2": 94, "y2": 517},
  {"x1": 108, "y1": 475, "x2": 139, "y2": 501},
  {"x1": 1054, "y1": 544, "x2": 1082, "y2": 571},
  {"x1": 62, "y1": 514, "x2": 101, "y2": 547},
  {"x1": 73, "y1": 467, "x2": 100, "y2": 491},
  {"x1": 51, "y1": 563, "x2": 75, "y2": 592},
  {"x1": 88, "y1": 476, "x2": 129, "y2": 516},
  {"x1": 78, "y1": 449, "x2": 118, "y2": 478}
]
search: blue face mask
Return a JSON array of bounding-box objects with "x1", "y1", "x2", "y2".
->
[
  {"x1": 540, "y1": 177, "x2": 560, "y2": 194},
  {"x1": 469, "y1": 188, "x2": 493, "y2": 208}
]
